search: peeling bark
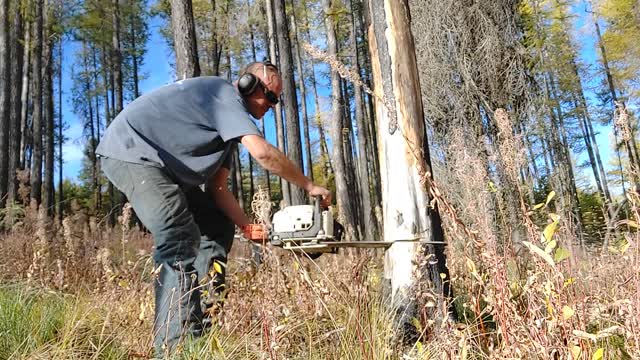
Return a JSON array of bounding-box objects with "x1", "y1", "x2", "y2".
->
[{"x1": 367, "y1": 0, "x2": 451, "y2": 337}]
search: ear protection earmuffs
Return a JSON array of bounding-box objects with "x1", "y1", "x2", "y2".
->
[
  {"x1": 237, "y1": 72, "x2": 260, "y2": 96},
  {"x1": 237, "y1": 60, "x2": 277, "y2": 96}
]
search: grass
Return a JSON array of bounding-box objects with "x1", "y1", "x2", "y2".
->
[
  {"x1": 0, "y1": 284, "x2": 128, "y2": 359},
  {"x1": 1, "y1": 200, "x2": 640, "y2": 359}
]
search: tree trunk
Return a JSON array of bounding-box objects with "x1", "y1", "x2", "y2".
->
[
  {"x1": 273, "y1": 0, "x2": 305, "y2": 205},
  {"x1": 130, "y1": 1, "x2": 140, "y2": 98},
  {"x1": 247, "y1": 0, "x2": 256, "y2": 202},
  {"x1": 569, "y1": 58, "x2": 613, "y2": 219},
  {"x1": 20, "y1": 17, "x2": 31, "y2": 171},
  {"x1": 355, "y1": 0, "x2": 381, "y2": 211},
  {"x1": 91, "y1": 46, "x2": 103, "y2": 214},
  {"x1": 101, "y1": 47, "x2": 113, "y2": 220},
  {"x1": 340, "y1": 78, "x2": 364, "y2": 239},
  {"x1": 323, "y1": 0, "x2": 359, "y2": 241},
  {"x1": 57, "y1": 38, "x2": 62, "y2": 225},
  {"x1": 265, "y1": 0, "x2": 290, "y2": 206},
  {"x1": 209, "y1": 0, "x2": 220, "y2": 75},
  {"x1": 170, "y1": 0, "x2": 200, "y2": 79},
  {"x1": 301, "y1": 0, "x2": 332, "y2": 180},
  {"x1": 0, "y1": 0, "x2": 10, "y2": 206},
  {"x1": 544, "y1": 69, "x2": 583, "y2": 244},
  {"x1": 551, "y1": 75, "x2": 583, "y2": 244},
  {"x1": 30, "y1": 0, "x2": 44, "y2": 207},
  {"x1": 573, "y1": 96, "x2": 609, "y2": 206},
  {"x1": 8, "y1": 0, "x2": 24, "y2": 204},
  {"x1": 593, "y1": 15, "x2": 640, "y2": 188},
  {"x1": 367, "y1": 0, "x2": 451, "y2": 334},
  {"x1": 43, "y1": 0, "x2": 55, "y2": 216},
  {"x1": 111, "y1": 0, "x2": 123, "y2": 117},
  {"x1": 290, "y1": 12, "x2": 313, "y2": 183},
  {"x1": 112, "y1": 0, "x2": 126, "y2": 219},
  {"x1": 349, "y1": 0, "x2": 377, "y2": 240}
]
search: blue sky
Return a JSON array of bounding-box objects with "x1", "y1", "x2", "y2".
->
[
  {"x1": 58, "y1": 16, "x2": 172, "y2": 183},
  {"x1": 57, "y1": 5, "x2": 627, "y2": 197}
]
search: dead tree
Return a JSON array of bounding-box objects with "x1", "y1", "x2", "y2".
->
[{"x1": 367, "y1": 0, "x2": 452, "y2": 337}]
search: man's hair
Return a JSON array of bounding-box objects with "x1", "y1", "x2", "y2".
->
[{"x1": 241, "y1": 61, "x2": 280, "y2": 79}]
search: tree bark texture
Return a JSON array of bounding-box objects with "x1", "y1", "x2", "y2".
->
[
  {"x1": 30, "y1": 0, "x2": 44, "y2": 206},
  {"x1": 290, "y1": 13, "x2": 313, "y2": 183},
  {"x1": 43, "y1": 0, "x2": 55, "y2": 216},
  {"x1": 170, "y1": 0, "x2": 201, "y2": 79},
  {"x1": 273, "y1": 0, "x2": 305, "y2": 205},
  {"x1": 265, "y1": 0, "x2": 290, "y2": 206},
  {"x1": 323, "y1": 0, "x2": 359, "y2": 241},
  {"x1": 57, "y1": 38, "x2": 63, "y2": 224},
  {"x1": 20, "y1": 18, "x2": 31, "y2": 170},
  {"x1": 0, "y1": 0, "x2": 10, "y2": 206},
  {"x1": 348, "y1": 0, "x2": 377, "y2": 241},
  {"x1": 8, "y1": 0, "x2": 23, "y2": 203},
  {"x1": 301, "y1": 0, "x2": 332, "y2": 179}
]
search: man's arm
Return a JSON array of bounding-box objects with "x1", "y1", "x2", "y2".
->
[
  {"x1": 208, "y1": 167, "x2": 251, "y2": 226},
  {"x1": 240, "y1": 134, "x2": 331, "y2": 202}
]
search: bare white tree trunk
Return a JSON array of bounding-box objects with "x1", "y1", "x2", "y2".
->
[{"x1": 367, "y1": 0, "x2": 451, "y2": 333}]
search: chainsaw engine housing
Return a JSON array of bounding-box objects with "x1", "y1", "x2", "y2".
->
[{"x1": 270, "y1": 199, "x2": 338, "y2": 255}]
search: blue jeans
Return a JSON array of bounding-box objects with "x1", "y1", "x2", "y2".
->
[{"x1": 101, "y1": 157, "x2": 234, "y2": 355}]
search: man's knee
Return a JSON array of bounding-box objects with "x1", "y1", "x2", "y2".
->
[{"x1": 153, "y1": 219, "x2": 201, "y2": 263}]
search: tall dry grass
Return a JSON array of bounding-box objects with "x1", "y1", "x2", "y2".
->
[{"x1": 0, "y1": 187, "x2": 639, "y2": 359}]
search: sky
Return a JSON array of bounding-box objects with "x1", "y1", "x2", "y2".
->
[
  {"x1": 58, "y1": 16, "x2": 171, "y2": 183},
  {"x1": 56, "y1": 4, "x2": 629, "y2": 196}
]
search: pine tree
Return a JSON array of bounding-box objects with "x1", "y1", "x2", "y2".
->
[{"x1": 0, "y1": 0, "x2": 10, "y2": 206}]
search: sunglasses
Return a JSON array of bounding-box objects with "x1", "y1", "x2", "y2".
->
[{"x1": 258, "y1": 81, "x2": 280, "y2": 105}]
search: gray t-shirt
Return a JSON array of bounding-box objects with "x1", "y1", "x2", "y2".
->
[{"x1": 96, "y1": 76, "x2": 261, "y2": 188}]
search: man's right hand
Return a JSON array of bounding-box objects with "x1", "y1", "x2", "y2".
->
[
  {"x1": 308, "y1": 184, "x2": 332, "y2": 208},
  {"x1": 241, "y1": 135, "x2": 333, "y2": 207}
]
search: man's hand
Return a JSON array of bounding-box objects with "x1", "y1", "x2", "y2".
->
[
  {"x1": 307, "y1": 184, "x2": 332, "y2": 208},
  {"x1": 241, "y1": 135, "x2": 334, "y2": 207}
]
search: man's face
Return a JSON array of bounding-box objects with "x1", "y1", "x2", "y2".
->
[{"x1": 246, "y1": 70, "x2": 282, "y2": 119}]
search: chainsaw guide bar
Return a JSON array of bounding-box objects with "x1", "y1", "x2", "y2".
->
[{"x1": 286, "y1": 240, "x2": 447, "y2": 249}]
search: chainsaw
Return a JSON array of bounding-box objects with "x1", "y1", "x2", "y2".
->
[
  {"x1": 268, "y1": 197, "x2": 344, "y2": 257},
  {"x1": 239, "y1": 197, "x2": 447, "y2": 257}
]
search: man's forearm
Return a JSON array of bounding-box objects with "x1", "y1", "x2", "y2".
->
[
  {"x1": 254, "y1": 142, "x2": 312, "y2": 191},
  {"x1": 211, "y1": 186, "x2": 251, "y2": 226}
]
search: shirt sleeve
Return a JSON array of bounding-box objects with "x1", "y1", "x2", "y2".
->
[{"x1": 215, "y1": 95, "x2": 263, "y2": 142}]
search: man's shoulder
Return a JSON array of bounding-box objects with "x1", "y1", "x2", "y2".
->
[
  {"x1": 180, "y1": 76, "x2": 232, "y2": 90},
  {"x1": 168, "y1": 76, "x2": 237, "y2": 101}
]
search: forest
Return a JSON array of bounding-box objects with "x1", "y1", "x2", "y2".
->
[{"x1": 1, "y1": 0, "x2": 640, "y2": 358}]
